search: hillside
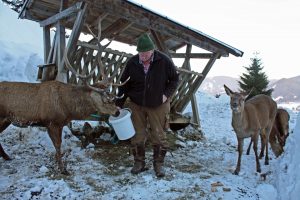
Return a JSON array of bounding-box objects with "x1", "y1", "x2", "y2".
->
[
  {"x1": 201, "y1": 76, "x2": 300, "y2": 102},
  {"x1": 271, "y1": 75, "x2": 300, "y2": 102},
  {"x1": 200, "y1": 76, "x2": 239, "y2": 95}
]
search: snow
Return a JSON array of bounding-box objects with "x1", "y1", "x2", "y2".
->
[{"x1": 1, "y1": 3, "x2": 300, "y2": 200}]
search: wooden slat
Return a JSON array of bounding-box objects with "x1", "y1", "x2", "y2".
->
[
  {"x1": 39, "y1": 2, "x2": 83, "y2": 27},
  {"x1": 102, "y1": 18, "x2": 133, "y2": 38},
  {"x1": 170, "y1": 53, "x2": 219, "y2": 59},
  {"x1": 176, "y1": 68, "x2": 203, "y2": 77},
  {"x1": 150, "y1": 30, "x2": 169, "y2": 56},
  {"x1": 59, "y1": 2, "x2": 87, "y2": 82},
  {"x1": 184, "y1": 44, "x2": 200, "y2": 126},
  {"x1": 175, "y1": 53, "x2": 220, "y2": 111},
  {"x1": 77, "y1": 41, "x2": 133, "y2": 58},
  {"x1": 55, "y1": 20, "x2": 67, "y2": 82}
]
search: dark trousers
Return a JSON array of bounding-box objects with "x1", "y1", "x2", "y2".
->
[{"x1": 128, "y1": 100, "x2": 170, "y2": 148}]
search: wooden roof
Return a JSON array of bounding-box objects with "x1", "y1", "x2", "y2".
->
[{"x1": 19, "y1": 0, "x2": 243, "y2": 57}]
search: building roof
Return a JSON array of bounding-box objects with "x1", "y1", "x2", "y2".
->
[{"x1": 19, "y1": 0, "x2": 243, "y2": 57}]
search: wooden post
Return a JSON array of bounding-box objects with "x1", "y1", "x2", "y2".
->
[
  {"x1": 176, "y1": 53, "x2": 220, "y2": 111},
  {"x1": 58, "y1": 2, "x2": 87, "y2": 83},
  {"x1": 39, "y1": 25, "x2": 52, "y2": 81},
  {"x1": 55, "y1": 20, "x2": 67, "y2": 82},
  {"x1": 183, "y1": 44, "x2": 201, "y2": 127},
  {"x1": 55, "y1": 0, "x2": 68, "y2": 82},
  {"x1": 43, "y1": 26, "x2": 51, "y2": 63}
]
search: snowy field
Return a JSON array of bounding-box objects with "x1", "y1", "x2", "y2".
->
[{"x1": 0, "y1": 92, "x2": 299, "y2": 200}]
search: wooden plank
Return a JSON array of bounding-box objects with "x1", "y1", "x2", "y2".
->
[
  {"x1": 77, "y1": 41, "x2": 133, "y2": 58},
  {"x1": 183, "y1": 44, "x2": 201, "y2": 127},
  {"x1": 176, "y1": 68, "x2": 203, "y2": 76},
  {"x1": 40, "y1": 25, "x2": 51, "y2": 81},
  {"x1": 39, "y1": 2, "x2": 83, "y2": 27},
  {"x1": 171, "y1": 74, "x2": 196, "y2": 108},
  {"x1": 176, "y1": 53, "x2": 220, "y2": 111},
  {"x1": 42, "y1": 32, "x2": 57, "y2": 81},
  {"x1": 95, "y1": 2, "x2": 230, "y2": 56},
  {"x1": 43, "y1": 26, "x2": 51, "y2": 63},
  {"x1": 170, "y1": 53, "x2": 218, "y2": 59},
  {"x1": 18, "y1": 0, "x2": 33, "y2": 19},
  {"x1": 102, "y1": 18, "x2": 133, "y2": 38},
  {"x1": 55, "y1": 0, "x2": 69, "y2": 82},
  {"x1": 55, "y1": 20, "x2": 67, "y2": 82},
  {"x1": 150, "y1": 30, "x2": 169, "y2": 56},
  {"x1": 58, "y1": 2, "x2": 87, "y2": 83}
]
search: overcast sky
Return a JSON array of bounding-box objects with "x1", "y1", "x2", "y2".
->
[
  {"x1": 2, "y1": 1, "x2": 298, "y2": 79},
  {"x1": 134, "y1": 0, "x2": 300, "y2": 79}
]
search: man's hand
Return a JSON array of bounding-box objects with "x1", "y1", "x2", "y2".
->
[
  {"x1": 162, "y1": 95, "x2": 167, "y2": 103},
  {"x1": 114, "y1": 106, "x2": 122, "y2": 116}
]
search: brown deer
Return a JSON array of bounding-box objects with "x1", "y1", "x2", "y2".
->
[
  {"x1": 0, "y1": 80, "x2": 117, "y2": 173},
  {"x1": 246, "y1": 108, "x2": 290, "y2": 157},
  {"x1": 0, "y1": 19, "x2": 128, "y2": 174},
  {"x1": 224, "y1": 85, "x2": 277, "y2": 175}
]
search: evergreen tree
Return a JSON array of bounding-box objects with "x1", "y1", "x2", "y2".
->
[{"x1": 238, "y1": 53, "x2": 273, "y2": 100}]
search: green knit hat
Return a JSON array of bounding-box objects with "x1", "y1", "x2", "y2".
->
[{"x1": 136, "y1": 33, "x2": 155, "y2": 52}]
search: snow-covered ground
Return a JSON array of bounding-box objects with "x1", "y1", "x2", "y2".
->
[
  {"x1": 0, "y1": 92, "x2": 299, "y2": 200},
  {"x1": 1, "y1": 3, "x2": 300, "y2": 200}
]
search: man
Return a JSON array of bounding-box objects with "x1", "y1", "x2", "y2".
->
[{"x1": 116, "y1": 33, "x2": 179, "y2": 177}]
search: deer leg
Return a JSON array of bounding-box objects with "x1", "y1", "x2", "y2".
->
[
  {"x1": 259, "y1": 129, "x2": 266, "y2": 159},
  {"x1": 47, "y1": 125, "x2": 68, "y2": 175},
  {"x1": 246, "y1": 139, "x2": 252, "y2": 155},
  {"x1": 234, "y1": 138, "x2": 244, "y2": 175},
  {"x1": 0, "y1": 120, "x2": 11, "y2": 160},
  {"x1": 264, "y1": 127, "x2": 271, "y2": 165},
  {"x1": 252, "y1": 133, "x2": 261, "y2": 173}
]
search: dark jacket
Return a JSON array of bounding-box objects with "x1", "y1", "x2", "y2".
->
[{"x1": 116, "y1": 50, "x2": 179, "y2": 108}]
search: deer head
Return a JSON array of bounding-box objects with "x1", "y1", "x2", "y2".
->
[{"x1": 224, "y1": 85, "x2": 253, "y2": 113}]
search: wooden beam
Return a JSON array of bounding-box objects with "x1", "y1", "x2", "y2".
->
[
  {"x1": 170, "y1": 42, "x2": 186, "y2": 51},
  {"x1": 65, "y1": 2, "x2": 87, "y2": 57},
  {"x1": 176, "y1": 68, "x2": 203, "y2": 77},
  {"x1": 102, "y1": 18, "x2": 133, "y2": 38},
  {"x1": 55, "y1": 20, "x2": 67, "y2": 82},
  {"x1": 39, "y1": 2, "x2": 83, "y2": 27},
  {"x1": 55, "y1": 0, "x2": 69, "y2": 82},
  {"x1": 176, "y1": 53, "x2": 220, "y2": 111},
  {"x1": 77, "y1": 41, "x2": 133, "y2": 58},
  {"x1": 96, "y1": 2, "x2": 230, "y2": 56},
  {"x1": 150, "y1": 29, "x2": 169, "y2": 55},
  {"x1": 170, "y1": 53, "x2": 220, "y2": 59},
  {"x1": 43, "y1": 26, "x2": 51, "y2": 63},
  {"x1": 184, "y1": 44, "x2": 201, "y2": 127}
]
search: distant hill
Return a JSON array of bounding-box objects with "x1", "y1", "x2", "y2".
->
[
  {"x1": 200, "y1": 75, "x2": 300, "y2": 102},
  {"x1": 199, "y1": 76, "x2": 239, "y2": 95},
  {"x1": 270, "y1": 75, "x2": 300, "y2": 103}
]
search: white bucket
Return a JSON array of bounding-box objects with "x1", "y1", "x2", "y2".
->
[{"x1": 108, "y1": 108, "x2": 135, "y2": 140}]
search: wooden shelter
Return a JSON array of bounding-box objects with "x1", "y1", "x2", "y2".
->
[{"x1": 19, "y1": 0, "x2": 243, "y2": 129}]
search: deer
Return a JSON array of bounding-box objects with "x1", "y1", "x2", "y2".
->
[
  {"x1": 0, "y1": 19, "x2": 128, "y2": 174},
  {"x1": 224, "y1": 85, "x2": 277, "y2": 175},
  {"x1": 246, "y1": 108, "x2": 290, "y2": 157}
]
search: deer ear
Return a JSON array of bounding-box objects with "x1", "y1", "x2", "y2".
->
[{"x1": 224, "y1": 84, "x2": 233, "y2": 96}]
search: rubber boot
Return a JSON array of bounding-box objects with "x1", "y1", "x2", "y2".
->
[
  {"x1": 153, "y1": 145, "x2": 167, "y2": 178},
  {"x1": 131, "y1": 144, "x2": 147, "y2": 174}
]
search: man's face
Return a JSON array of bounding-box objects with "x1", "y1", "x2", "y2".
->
[{"x1": 139, "y1": 50, "x2": 153, "y2": 62}]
